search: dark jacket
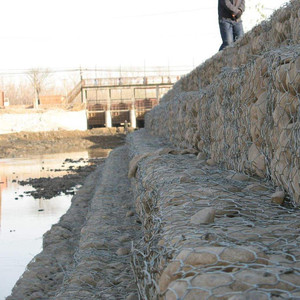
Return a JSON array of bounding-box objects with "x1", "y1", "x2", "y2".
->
[{"x1": 218, "y1": 0, "x2": 245, "y2": 21}]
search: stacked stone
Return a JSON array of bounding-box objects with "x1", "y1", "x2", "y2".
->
[
  {"x1": 146, "y1": 0, "x2": 300, "y2": 205},
  {"x1": 7, "y1": 167, "x2": 103, "y2": 300},
  {"x1": 128, "y1": 129, "x2": 300, "y2": 299},
  {"x1": 7, "y1": 147, "x2": 141, "y2": 300},
  {"x1": 53, "y1": 146, "x2": 141, "y2": 300}
]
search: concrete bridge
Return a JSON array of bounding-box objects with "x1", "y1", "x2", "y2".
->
[{"x1": 67, "y1": 75, "x2": 180, "y2": 128}]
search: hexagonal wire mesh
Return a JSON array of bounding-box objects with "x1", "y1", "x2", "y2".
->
[{"x1": 131, "y1": 1, "x2": 300, "y2": 298}]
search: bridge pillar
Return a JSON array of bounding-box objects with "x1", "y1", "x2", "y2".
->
[
  {"x1": 105, "y1": 110, "x2": 112, "y2": 128},
  {"x1": 130, "y1": 109, "x2": 136, "y2": 129},
  {"x1": 156, "y1": 85, "x2": 160, "y2": 102},
  {"x1": 82, "y1": 89, "x2": 87, "y2": 104}
]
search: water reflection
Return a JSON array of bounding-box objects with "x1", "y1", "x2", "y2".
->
[{"x1": 0, "y1": 151, "x2": 97, "y2": 299}]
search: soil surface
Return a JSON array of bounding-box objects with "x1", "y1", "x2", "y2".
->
[
  {"x1": 18, "y1": 157, "x2": 106, "y2": 199},
  {"x1": 0, "y1": 128, "x2": 127, "y2": 158},
  {"x1": 0, "y1": 129, "x2": 127, "y2": 199},
  {"x1": 6, "y1": 132, "x2": 141, "y2": 300}
]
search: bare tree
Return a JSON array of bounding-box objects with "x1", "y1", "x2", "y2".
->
[{"x1": 27, "y1": 68, "x2": 50, "y2": 109}]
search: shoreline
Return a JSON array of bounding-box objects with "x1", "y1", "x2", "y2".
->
[
  {"x1": 7, "y1": 143, "x2": 141, "y2": 300},
  {"x1": 0, "y1": 128, "x2": 127, "y2": 158}
]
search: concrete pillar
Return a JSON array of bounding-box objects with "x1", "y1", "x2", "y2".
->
[
  {"x1": 105, "y1": 110, "x2": 112, "y2": 128},
  {"x1": 105, "y1": 88, "x2": 112, "y2": 128},
  {"x1": 0, "y1": 91, "x2": 4, "y2": 107},
  {"x1": 82, "y1": 88, "x2": 87, "y2": 104},
  {"x1": 107, "y1": 89, "x2": 111, "y2": 111},
  {"x1": 156, "y1": 85, "x2": 160, "y2": 103},
  {"x1": 130, "y1": 109, "x2": 136, "y2": 129}
]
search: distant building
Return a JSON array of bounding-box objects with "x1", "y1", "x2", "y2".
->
[
  {"x1": 0, "y1": 91, "x2": 4, "y2": 107},
  {"x1": 39, "y1": 95, "x2": 66, "y2": 107},
  {"x1": 4, "y1": 98, "x2": 9, "y2": 107}
]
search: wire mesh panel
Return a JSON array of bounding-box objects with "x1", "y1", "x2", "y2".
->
[
  {"x1": 145, "y1": 0, "x2": 299, "y2": 205},
  {"x1": 128, "y1": 130, "x2": 300, "y2": 300},
  {"x1": 146, "y1": 45, "x2": 300, "y2": 206},
  {"x1": 138, "y1": 1, "x2": 300, "y2": 298}
]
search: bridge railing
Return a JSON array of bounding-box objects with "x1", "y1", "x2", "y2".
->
[{"x1": 82, "y1": 75, "x2": 180, "y2": 87}]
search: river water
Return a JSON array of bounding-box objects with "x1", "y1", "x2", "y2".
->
[{"x1": 0, "y1": 151, "x2": 95, "y2": 299}]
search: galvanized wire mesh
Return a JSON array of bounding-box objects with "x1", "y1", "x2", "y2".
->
[
  {"x1": 138, "y1": 2, "x2": 300, "y2": 298},
  {"x1": 128, "y1": 130, "x2": 300, "y2": 299},
  {"x1": 146, "y1": 44, "x2": 299, "y2": 206}
]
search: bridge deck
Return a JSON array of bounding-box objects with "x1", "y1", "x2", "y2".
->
[{"x1": 71, "y1": 75, "x2": 180, "y2": 128}]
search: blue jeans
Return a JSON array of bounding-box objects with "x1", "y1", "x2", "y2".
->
[{"x1": 219, "y1": 18, "x2": 244, "y2": 51}]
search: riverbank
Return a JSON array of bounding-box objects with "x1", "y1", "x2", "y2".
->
[
  {"x1": 0, "y1": 128, "x2": 127, "y2": 158},
  {"x1": 0, "y1": 129, "x2": 128, "y2": 203},
  {"x1": 6, "y1": 135, "x2": 141, "y2": 300},
  {"x1": 5, "y1": 128, "x2": 300, "y2": 299}
]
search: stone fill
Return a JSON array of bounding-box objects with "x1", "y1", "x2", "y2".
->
[
  {"x1": 7, "y1": 146, "x2": 141, "y2": 300},
  {"x1": 7, "y1": 129, "x2": 300, "y2": 299},
  {"x1": 128, "y1": 129, "x2": 300, "y2": 299},
  {"x1": 145, "y1": 0, "x2": 300, "y2": 205},
  {"x1": 5, "y1": 1, "x2": 300, "y2": 299}
]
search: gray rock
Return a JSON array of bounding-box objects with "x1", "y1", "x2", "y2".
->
[
  {"x1": 126, "y1": 293, "x2": 139, "y2": 300},
  {"x1": 206, "y1": 159, "x2": 216, "y2": 166},
  {"x1": 126, "y1": 211, "x2": 135, "y2": 217},
  {"x1": 190, "y1": 207, "x2": 216, "y2": 224},
  {"x1": 271, "y1": 190, "x2": 285, "y2": 205},
  {"x1": 119, "y1": 234, "x2": 132, "y2": 242},
  {"x1": 116, "y1": 247, "x2": 131, "y2": 256}
]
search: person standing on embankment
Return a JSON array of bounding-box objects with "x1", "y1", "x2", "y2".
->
[{"x1": 218, "y1": 0, "x2": 245, "y2": 51}]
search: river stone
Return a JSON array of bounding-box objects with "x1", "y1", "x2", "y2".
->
[
  {"x1": 228, "y1": 293, "x2": 269, "y2": 300},
  {"x1": 197, "y1": 152, "x2": 206, "y2": 160},
  {"x1": 180, "y1": 175, "x2": 193, "y2": 183},
  {"x1": 159, "y1": 261, "x2": 181, "y2": 293},
  {"x1": 206, "y1": 158, "x2": 216, "y2": 166},
  {"x1": 271, "y1": 190, "x2": 285, "y2": 204},
  {"x1": 126, "y1": 211, "x2": 135, "y2": 217},
  {"x1": 179, "y1": 148, "x2": 198, "y2": 155},
  {"x1": 243, "y1": 183, "x2": 269, "y2": 192},
  {"x1": 116, "y1": 247, "x2": 131, "y2": 256},
  {"x1": 80, "y1": 274, "x2": 97, "y2": 287},
  {"x1": 227, "y1": 186, "x2": 242, "y2": 192},
  {"x1": 190, "y1": 207, "x2": 215, "y2": 224},
  {"x1": 184, "y1": 289, "x2": 209, "y2": 300},
  {"x1": 28, "y1": 291, "x2": 45, "y2": 300},
  {"x1": 128, "y1": 153, "x2": 151, "y2": 178},
  {"x1": 233, "y1": 269, "x2": 277, "y2": 291},
  {"x1": 220, "y1": 247, "x2": 267, "y2": 264},
  {"x1": 80, "y1": 240, "x2": 109, "y2": 250},
  {"x1": 191, "y1": 273, "x2": 233, "y2": 288},
  {"x1": 227, "y1": 173, "x2": 249, "y2": 181},
  {"x1": 156, "y1": 147, "x2": 175, "y2": 155},
  {"x1": 119, "y1": 234, "x2": 132, "y2": 242},
  {"x1": 165, "y1": 280, "x2": 188, "y2": 300},
  {"x1": 248, "y1": 143, "x2": 266, "y2": 177},
  {"x1": 126, "y1": 293, "x2": 139, "y2": 300}
]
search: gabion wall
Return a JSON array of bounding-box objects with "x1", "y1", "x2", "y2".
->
[
  {"x1": 145, "y1": 0, "x2": 300, "y2": 205},
  {"x1": 128, "y1": 130, "x2": 300, "y2": 299}
]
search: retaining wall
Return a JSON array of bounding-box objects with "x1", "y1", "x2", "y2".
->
[
  {"x1": 145, "y1": 0, "x2": 300, "y2": 205},
  {"x1": 0, "y1": 110, "x2": 87, "y2": 134},
  {"x1": 128, "y1": 129, "x2": 300, "y2": 299}
]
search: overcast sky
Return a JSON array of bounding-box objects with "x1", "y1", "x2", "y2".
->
[{"x1": 0, "y1": 0, "x2": 289, "y2": 72}]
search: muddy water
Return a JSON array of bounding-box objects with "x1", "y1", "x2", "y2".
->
[{"x1": 0, "y1": 152, "x2": 98, "y2": 299}]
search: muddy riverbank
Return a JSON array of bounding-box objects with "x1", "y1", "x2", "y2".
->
[
  {"x1": 0, "y1": 129, "x2": 127, "y2": 201},
  {"x1": 2, "y1": 129, "x2": 141, "y2": 299},
  {"x1": 0, "y1": 128, "x2": 127, "y2": 158},
  {"x1": 6, "y1": 144, "x2": 141, "y2": 300}
]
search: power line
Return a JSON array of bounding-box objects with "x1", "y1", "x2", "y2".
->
[{"x1": 0, "y1": 66, "x2": 193, "y2": 76}]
